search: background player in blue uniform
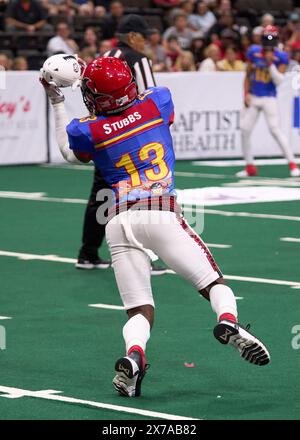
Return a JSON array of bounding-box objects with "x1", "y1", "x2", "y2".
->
[
  {"x1": 238, "y1": 25, "x2": 300, "y2": 178},
  {"x1": 41, "y1": 57, "x2": 270, "y2": 398}
]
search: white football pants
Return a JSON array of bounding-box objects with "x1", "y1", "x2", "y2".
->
[
  {"x1": 106, "y1": 210, "x2": 221, "y2": 310},
  {"x1": 240, "y1": 95, "x2": 295, "y2": 163}
]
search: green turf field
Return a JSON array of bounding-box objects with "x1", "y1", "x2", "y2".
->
[{"x1": 0, "y1": 161, "x2": 300, "y2": 420}]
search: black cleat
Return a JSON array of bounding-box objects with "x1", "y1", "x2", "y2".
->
[
  {"x1": 213, "y1": 320, "x2": 270, "y2": 366},
  {"x1": 113, "y1": 350, "x2": 149, "y2": 397},
  {"x1": 151, "y1": 262, "x2": 168, "y2": 276},
  {"x1": 76, "y1": 256, "x2": 111, "y2": 270}
]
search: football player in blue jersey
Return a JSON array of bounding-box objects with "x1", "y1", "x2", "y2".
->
[
  {"x1": 41, "y1": 57, "x2": 270, "y2": 398},
  {"x1": 238, "y1": 25, "x2": 300, "y2": 177}
]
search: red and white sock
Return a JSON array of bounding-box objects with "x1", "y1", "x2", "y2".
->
[
  {"x1": 123, "y1": 313, "x2": 150, "y2": 360},
  {"x1": 209, "y1": 284, "x2": 238, "y2": 323},
  {"x1": 128, "y1": 345, "x2": 146, "y2": 369}
]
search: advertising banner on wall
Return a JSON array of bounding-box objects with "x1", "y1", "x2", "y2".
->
[
  {"x1": 0, "y1": 72, "x2": 47, "y2": 165},
  {"x1": 156, "y1": 71, "x2": 300, "y2": 160},
  {"x1": 1, "y1": 71, "x2": 297, "y2": 165},
  {"x1": 156, "y1": 72, "x2": 244, "y2": 159}
]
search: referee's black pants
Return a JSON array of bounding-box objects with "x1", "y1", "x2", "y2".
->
[{"x1": 78, "y1": 168, "x2": 109, "y2": 259}]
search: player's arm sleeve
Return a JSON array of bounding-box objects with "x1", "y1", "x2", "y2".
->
[
  {"x1": 52, "y1": 102, "x2": 83, "y2": 163},
  {"x1": 67, "y1": 118, "x2": 94, "y2": 162},
  {"x1": 268, "y1": 52, "x2": 288, "y2": 86},
  {"x1": 246, "y1": 47, "x2": 255, "y2": 63},
  {"x1": 52, "y1": 103, "x2": 91, "y2": 163},
  {"x1": 155, "y1": 87, "x2": 175, "y2": 125},
  {"x1": 269, "y1": 64, "x2": 285, "y2": 85}
]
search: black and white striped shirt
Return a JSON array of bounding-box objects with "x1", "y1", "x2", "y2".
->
[{"x1": 102, "y1": 42, "x2": 156, "y2": 94}]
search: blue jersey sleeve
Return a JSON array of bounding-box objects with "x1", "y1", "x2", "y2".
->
[
  {"x1": 67, "y1": 119, "x2": 95, "y2": 153},
  {"x1": 246, "y1": 46, "x2": 258, "y2": 63},
  {"x1": 150, "y1": 87, "x2": 174, "y2": 125},
  {"x1": 276, "y1": 50, "x2": 289, "y2": 66}
]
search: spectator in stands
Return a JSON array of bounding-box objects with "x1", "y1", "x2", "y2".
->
[
  {"x1": 261, "y1": 13, "x2": 274, "y2": 28},
  {"x1": 240, "y1": 33, "x2": 251, "y2": 61},
  {"x1": 81, "y1": 27, "x2": 99, "y2": 52},
  {"x1": 287, "y1": 24, "x2": 300, "y2": 51},
  {"x1": 173, "y1": 49, "x2": 196, "y2": 71},
  {"x1": 164, "y1": 35, "x2": 182, "y2": 69},
  {"x1": 252, "y1": 26, "x2": 263, "y2": 45},
  {"x1": 145, "y1": 28, "x2": 168, "y2": 72},
  {"x1": 208, "y1": 11, "x2": 238, "y2": 42},
  {"x1": 282, "y1": 12, "x2": 300, "y2": 42},
  {"x1": 47, "y1": 21, "x2": 78, "y2": 56},
  {"x1": 93, "y1": 0, "x2": 110, "y2": 11},
  {"x1": 163, "y1": 13, "x2": 195, "y2": 49},
  {"x1": 190, "y1": 34, "x2": 206, "y2": 67},
  {"x1": 0, "y1": 53, "x2": 12, "y2": 70},
  {"x1": 41, "y1": 0, "x2": 71, "y2": 17},
  {"x1": 5, "y1": 0, "x2": 50, "y2": 32},
  {"x1": 99, "y1": 39, "x2": 113, "y2": 54},
  {"x1": 188, "y1": 0, "x2": 216, "y2": 35},
  {"x1": 198, "y1": 43, "x2": 220, "y2": 71},
  {"x1": 168, "y1": 0, "x2": 195, "y2": 25},
  {"x1": 153, "y1": 0, "x2": 181, "y2": 8},
  {"x1": 12, "y1": 55, "x2": 28, "y2": 70},
  {"x1": 69, "y1": 0, "x2": 94, "y2": 17},
  {"x1": 102, "y1": 0, "x2": 124, "y2": 39},
  {"x1": 94, "y1": 5, "x2": 106, "y2": 17},
  {"x1": 79, "y1": 47, "x2": 95, "y2": 64},
  {"x1": 179, "y1": 0, "x2": 194, "y2": 15},
  {"x1": 217, "y1": 45, "x2": 245, "y2": 71},
  {"x1": 211, "y1": 0, "x2": 233, "y2": 17},
  {"x1": 219, "y1": 28, "x2": 239, "y2": 53},
  {"x1": 0, "y1": 0, "x2": 8, "y2": 12},
  {"x1": 287, "y1": 47, "x2": 300, "y2": 71}
]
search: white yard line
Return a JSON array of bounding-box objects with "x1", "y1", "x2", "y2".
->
[
  {"x1": 89, "y1": 297, "x2": 243, "y2": 310},
  {"x1": 89, "y1": 303, "x2": 124, "y2": 311},
  {"x1": 0, "y1": 250, "x2": 77, "y2": 264},
  {"x1": 1, "y1": 249, "x2": 300, "y2": 289},
  {"x1": 0, "y1": 317, "x2": 11, "y2": 320},
  {"x1": 280, "y1": 237, "x2": 300, "y2": 243},
  {"x1": 175, "y1": 171, "x2": 232, "y2": 179},
  {"x1": 206, "y1": 243, "x2": 232, "y2": 249},
  {"x1": 192, "y1": 158, "x2": 300, "y2": 167},
  {"x1": 41, "y1": 164, "x2": 93, "y2": 171},
  {"x1": 183, "y1": 207, "x2": 300, "y2": 222},
  {"x1": 41, "y1": 165, "x2": 233, "y2": 179},
  {"x1": 224, "y1": 274, "x2": 300, "y2": 287},
  {"x1": 1, "y1": 191, "x2": 300, "y2": 222},
  {"x1": 0, "y1": 385, "x2": 197, "y2": 420},
  {"x1": 0, "y1": 191, "x2": 86, "y2": 204}
]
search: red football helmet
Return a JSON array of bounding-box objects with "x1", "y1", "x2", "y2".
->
[
  {"x1": 262, "y1": 25, "x2": 279, "y2": 48},
  {"x1": 81, "y1": 57, "x2": 137, "y2": 114}
]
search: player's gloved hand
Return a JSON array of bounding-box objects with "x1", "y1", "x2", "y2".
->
[{"x1": 39, "y1": 75, "x2": 65, "y2": 105}]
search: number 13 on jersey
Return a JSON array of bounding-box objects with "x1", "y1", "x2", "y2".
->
[{"x1": 115, "y1": 142, "x2": 169, "y2": 187}]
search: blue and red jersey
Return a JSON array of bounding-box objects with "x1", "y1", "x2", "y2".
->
[
  {"x1": 67, "y1": 87, "x2": 176, "y2": 205},
  {"x1": 247, "y1": 45, "x2": 289, "y2": 97}
]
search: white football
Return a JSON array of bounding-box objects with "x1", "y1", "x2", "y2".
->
[{"x1": 41, "y1": 54, "x2": 82, "y2": 88}]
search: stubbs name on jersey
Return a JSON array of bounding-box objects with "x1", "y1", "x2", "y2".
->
[{"x1": 103, "y1": 112, "x2": 142, "y2": 134}]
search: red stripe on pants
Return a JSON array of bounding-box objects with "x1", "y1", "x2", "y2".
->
[{"x1": 178, "y1": 216, "x2": 222, "y2": 276}]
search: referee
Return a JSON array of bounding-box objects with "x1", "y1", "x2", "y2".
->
[{"x1": 76, "y1": 14, "x2": 167, "y2": 274}]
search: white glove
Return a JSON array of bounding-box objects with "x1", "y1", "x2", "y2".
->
[{"x1": 39, "y1": 75, "x2": 65, "y2": 105}]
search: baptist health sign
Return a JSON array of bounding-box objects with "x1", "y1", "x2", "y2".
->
[{"x1": 0, "y1": 325, "x2": 6, "y2": 350}]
